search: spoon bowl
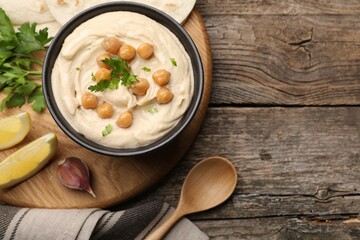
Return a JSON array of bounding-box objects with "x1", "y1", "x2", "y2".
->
[
  {"x1": 178, "y1": 156, "x2": 238, "y2": 214},
  {"x1": 145, "y1": 156, "x2": 237, "y2": 240}
]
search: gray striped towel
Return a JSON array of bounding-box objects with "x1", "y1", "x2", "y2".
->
[{"x1": 0, "y1": 201, "x2": 208, "y2": 240}]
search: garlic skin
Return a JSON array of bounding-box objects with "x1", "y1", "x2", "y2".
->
[{"x1": 57, "y1": 157, "x2": 96, "y2": 197}]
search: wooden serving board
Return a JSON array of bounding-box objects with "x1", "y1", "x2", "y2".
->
[{"x1": 0, "y1": 9, "x2": 212, "y2": 209}]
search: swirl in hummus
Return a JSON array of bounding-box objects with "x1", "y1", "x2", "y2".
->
[{"x1": 51, "y1": 12, "x2": 194, "y2": 148}]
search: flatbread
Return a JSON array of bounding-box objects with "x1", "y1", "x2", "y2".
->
[
  {"x1": 0, "y1": 0, "x2": 55, "y2": 25},
  {"x1": 44, "y1": 0, "x2": 196, "y2": 25},
  {"x1": 1, "y1": 0, "x2": 195, "y2": 41}
]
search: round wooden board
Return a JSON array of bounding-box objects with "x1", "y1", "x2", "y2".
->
[{"x1": 0, "y1": 9, "x2": 212, "y2": 209}]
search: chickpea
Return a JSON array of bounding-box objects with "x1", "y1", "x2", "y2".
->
[
  {"x1": 152, "y1": 69, "x2": 170, "y2": 86},
  {"x1": 156, "y1": 87, "x2": 173, "y2": 104},
  {"x1": 118, "y1": 44, "x2": 136, "y2": 61},
  {"x1": 97, "y1": 102, "x2": 114, "y2": 119},
  {"x1": 116, "y1": 111, "x2": 133, "y2": 128},
  {"x1": 101, "y1": 37, "x2": 121, "y2": 54},
  {"x1": 95, "y1": 68, "x2": 111, "y2": 82},
  {"x1": 137, "y1": 43, "x2": 153, "y2": 59},
  {"x1": 96, "y1": 53, "x2": 111, "y2": 69},
  {"x1": 81, "y1": 92, "x2": 98, "y2": 109},
  {"x1": 131, "y1": 78, "x2": 150, "y2": 96}
]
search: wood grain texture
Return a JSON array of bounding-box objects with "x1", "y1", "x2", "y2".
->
[
  {"x1": 196, "y1": 0, "x2": 360, "y2": 15},
  {"x1": 0, "y1": 9, "x2": 212, "y2": 208},
  {"x1": 194, "y1": 217, "x2": 360, "y2": 240},
  {"x1": 126, "y1": 107, "x2": 360, "y2": 239},
  {"x1": 131, "y1": 1, "x2": 360, "y2": 238},
  {"x1": 196, "y1": 0, "x2": 360, "y2": 105},
  {"x1": 191, "y1": 0, "x2": 360, "y2": 236}
]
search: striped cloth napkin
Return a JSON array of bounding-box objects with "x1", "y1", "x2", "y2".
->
[{"x1": 0, "y1": 201, "x2": 208, "y2": 240}]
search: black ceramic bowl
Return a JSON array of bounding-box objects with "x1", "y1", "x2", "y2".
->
[{"x1": 43, "y1": 2, "x2": 204, "y2": 157}]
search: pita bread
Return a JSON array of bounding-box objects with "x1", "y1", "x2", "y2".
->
[
  {"x1": 0, "y1": 0, "x2": 55, "y2": 25},
  {"x1": 1, "y1": 0, "x2": 195, "y2": 38},
  {"x1": 44, "y1": 0, "x2": 196, "y2": 25}
]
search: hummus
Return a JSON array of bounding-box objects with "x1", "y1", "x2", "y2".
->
[{"x1": 51, "y1": 12, "x2": 194, "y2": 148}]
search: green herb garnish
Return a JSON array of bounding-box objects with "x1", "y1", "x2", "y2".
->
[
  {"x1": 88, "y1": 78, "x2": 120, "y2": 92},
  {"x1": 147, "y1": 106, "x2": 159, "y2": 115},
  {"x1": 102, "y1": 124, "x2": 113, "y2": 137},
  {"x1": 76, "y1": 67, "x2": 81, "y2": 71},
  {"x1": 91, "y1": 73, "x2": 96, "y2": 81},
  {"x1": 170, "y1": 58, "x2": 177, "y2": 67},
  {"x1": 88, "y1": 56, "x2": 138, "y2": 92},
  {"x1": 0, "y1": 8, "x2": 53, "y2": 112},
  {"x1": 141, "y1": 67, "x2": 151, "y2": 72}
]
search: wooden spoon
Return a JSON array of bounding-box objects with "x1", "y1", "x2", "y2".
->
[{"x1": 145, "y1": 156, "x2": 237, "y2": 240}]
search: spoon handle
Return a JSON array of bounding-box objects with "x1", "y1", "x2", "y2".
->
[{"x1": 145, "y1": 210, "x2": 183, "y2": 240}]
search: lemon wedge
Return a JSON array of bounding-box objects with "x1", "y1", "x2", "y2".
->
[
  {"x1": 0, "y1": 133, "x2": 58, "y2": 188},
  {"x1": 0, "y1": 112, "x2": 31, "y2": 150}
]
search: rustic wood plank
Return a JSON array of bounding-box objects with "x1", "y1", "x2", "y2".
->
[
  {"x1": 194, "y1": 217, "x2": 360, "y2": 240},
  {"x1": 196, "y1": 0, "x2": 360, "y2": 15},
  {"x1": 143, "y1": 1, "x2": 360, "y2": 238},
  {"x1": 124, "y1": 107, "x2": 360, "y2": 228},
  {"x1": 142, "y1": 194, "x2": 360, "y2": 220},
  {"x1": 195, "y1": 1, "x2": 360, "y2": 105}
]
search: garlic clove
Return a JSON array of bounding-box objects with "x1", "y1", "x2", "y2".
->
[{"x1": 57, "y1": 157, "x2": 96, "y2": 198}]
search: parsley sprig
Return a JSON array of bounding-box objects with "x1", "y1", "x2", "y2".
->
[
  {"x1": 88, "y1": 56, "x2": 138, "y2": 92},
  {"x1": 0, "y1": 8, "x2": 53, "y2": 112},
  {"x1": 88, "y1": 78, "x2": 120, "y2": 92}
]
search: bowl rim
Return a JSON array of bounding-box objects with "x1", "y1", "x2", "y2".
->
[{"x1": 43, "y1": 2, "x2": 204, "y2": 157}]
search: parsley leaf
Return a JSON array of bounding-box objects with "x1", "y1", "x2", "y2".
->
[
  {"x1": 0, "y1": 94, "x2": 10, "y2": 111},
  {"x1": 0, "y1": 8, "x2": 53, "y2": 112},
  {"x1": 102, "y1": 124, "x2": 113, "y2": 137},
  {"x1": 88, "y1": 56, "x2": 138, "y2": 92},
  {"x1": 16, "y1": 23, "x2": 48, "y2": 53},
  {"x1": 36, "y1": 27, "x2": 52, "y2": 46},
  {"x1": 28, "y1": 86, "x2": 46, "y2": 112},
  {"x1": 88, "y1": 74, "x2": 121, "y2": 92},
  {"x1": 121, "y1": 73, "x2": 137, "y2": 86},
  {"x1": 141, "y1": 67, "x2": 151, "y2": 72},
  {"x1": 0, "y1": 9, "x2": 18, "y2": 47},
  {"x1": 6, "y1": 93, "x2": 25, "y2": 108},
  {"x1": 170, "y1": 58, "x2": 177, "y2": 66},
  {"x1": 102, "y1": 57, "x2": 127, "y2": 78}
]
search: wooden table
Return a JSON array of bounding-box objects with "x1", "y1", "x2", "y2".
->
[{"x1": 122, "y1": 1, "x2": 360, "y2": 239}]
